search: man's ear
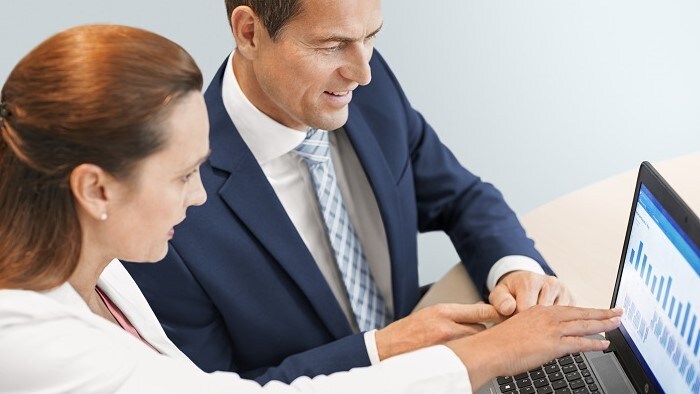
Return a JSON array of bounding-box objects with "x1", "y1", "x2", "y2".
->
[
  {"x1": 69, "y1": 164, "x2": 112, "y2": 222},
  {"x1": 231, "y1": 6, "x2": 266, "y2": 60}
]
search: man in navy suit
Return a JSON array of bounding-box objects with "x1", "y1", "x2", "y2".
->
[{"x1": 126, "y1": 0, "x2": 573, "y2": 384}]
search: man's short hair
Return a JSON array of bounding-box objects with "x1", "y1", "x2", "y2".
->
[{"x1": 225, "y1": 0, "x2": 304, "y2": 40}]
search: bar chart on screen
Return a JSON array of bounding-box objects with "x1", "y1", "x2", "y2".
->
[{"x1": 617, "y1": 208, "x2": 700, "y2": 394}]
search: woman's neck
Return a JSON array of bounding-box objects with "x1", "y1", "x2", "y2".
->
[
  {"x1": 68, "y1": 258, "x2": 111, "y2": 302},
  {"x1": 68, "y1": 253, "x2": 120, "y2": 325},
  {"x1": 67, "y1": 236, "x2": 114, "y2": 306}
]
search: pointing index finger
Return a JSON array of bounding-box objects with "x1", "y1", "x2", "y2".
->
[{"x1": 446, "y1": 303, "x2": 504, "y2": 324}]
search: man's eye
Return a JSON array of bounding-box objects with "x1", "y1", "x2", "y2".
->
[{"x1": 320, "y1": 43, "x2": 344, "y2": 53}]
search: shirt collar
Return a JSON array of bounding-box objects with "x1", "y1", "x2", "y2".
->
[{"x1": 221, "y1": 52, "x2": 307, "y2": 164}]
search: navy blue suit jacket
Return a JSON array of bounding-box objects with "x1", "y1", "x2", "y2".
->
[{"x1": 125, "y1": 51, "x2": 552, "y2": 384}]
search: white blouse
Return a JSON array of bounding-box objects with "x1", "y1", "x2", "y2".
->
[{"x1": 0, "y1": 259, "x2": 472, "y2": 393}]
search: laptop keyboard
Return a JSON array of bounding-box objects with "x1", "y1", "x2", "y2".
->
[{"x1": 495, "y1": 353, "x2": 602, "y2": 394}]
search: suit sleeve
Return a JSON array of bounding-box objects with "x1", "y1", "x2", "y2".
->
[
  {"x1": 246, "y1": 333, "x2": 371, "y2": 384},
  {"x1": 125, "y1": 244, "x2": 374, "y2": 385},
  {"x1": 371, "y1": 52, "x2": 554, "y2": 297}
]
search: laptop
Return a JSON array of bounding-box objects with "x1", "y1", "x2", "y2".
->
[{"x1": 477, "y1": 162, "x2": 700, "y2": 394}]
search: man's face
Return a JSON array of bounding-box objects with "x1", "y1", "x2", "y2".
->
[{"x1": 244, "y1": 0, "x2": 382, "y2": 131}]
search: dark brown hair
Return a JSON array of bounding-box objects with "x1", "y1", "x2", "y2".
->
[
  {"x1": 0, "y1": 24, "x2": 203, "y2": 290},
  {"x1": 225, "y1": 0, "x2": 304, "y2": 40}
]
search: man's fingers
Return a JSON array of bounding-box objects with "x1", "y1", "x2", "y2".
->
[
  {"x1": 489, "y1": 285, "x2": 517, "y2": 316},
  {"x1": 556, "y1": 289, "x2": 575, "y2": 306},
  {"x1": 537, "y1": 285, "x2": 558, "y2": 307},
  {"x1": 514, "y1": 283, "x2": 539, "y2": 313}
]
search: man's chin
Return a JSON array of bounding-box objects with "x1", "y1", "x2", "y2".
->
[{"x1": 311, "y1": 109, "x2": 349, "y2": 131}]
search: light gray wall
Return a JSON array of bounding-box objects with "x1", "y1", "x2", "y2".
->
[
  {"x1": 378, "y1": 1, "x2": 700, "y2": 284},
  {"x1": 2, "y1": 1, "x2": 699, "y2": 285},
  {"x1": 0, "y1": 1, "x2": 233, "y2": 84}
]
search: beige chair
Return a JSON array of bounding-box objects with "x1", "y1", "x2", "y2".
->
[{"x1": 415, "y1": 153, "x2": 700, "y2": 310}]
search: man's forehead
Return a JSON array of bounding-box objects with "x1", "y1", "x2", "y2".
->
[
  {"x1": 294, "y1": 0, "x2": 382, "y2": 30},
  {"x1": 287, "y1": 0, "x2": 382, "y2": 38}
]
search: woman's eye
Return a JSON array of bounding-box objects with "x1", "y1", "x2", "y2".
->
[{"x1": 181, "y1": 169, "x2": 198, "y2": 183}]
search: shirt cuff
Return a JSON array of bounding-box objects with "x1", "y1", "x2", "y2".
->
[
  {"x1": 486, "y1": 255, "x2": 546, "y2": 291},
  {"x1": 378, "y1": 345, "x2": 472, "y2": 393},
  {"x1": 364, "y1": 330, "x2": 381, "y2": 365}
]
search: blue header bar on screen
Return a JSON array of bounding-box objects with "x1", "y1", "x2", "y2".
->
[{"x1": 638, "y1": 184, "x2": 700, "y2": 277}]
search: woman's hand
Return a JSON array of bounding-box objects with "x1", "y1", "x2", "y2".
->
[{"x1": 447, "y1": 305, "x2": 623, "y2": 390}]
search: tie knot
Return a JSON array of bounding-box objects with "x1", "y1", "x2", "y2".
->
[{"x1": 294, "y1": 128, "x2": 331, "y2": 164}]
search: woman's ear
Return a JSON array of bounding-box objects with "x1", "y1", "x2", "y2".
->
[
  {"x1": 231, "y1": 6, "x2": 264, "y2": 60},
  {"x1": 69, "y1": 164, "x2": 112, "y2": 222}
]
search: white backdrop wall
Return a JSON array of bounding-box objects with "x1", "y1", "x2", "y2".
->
[{"x1": 2, "y1": 1, "x2": 699, "y2": 285}]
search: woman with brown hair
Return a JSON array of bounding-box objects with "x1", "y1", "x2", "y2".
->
[{"x1": 0, "y1": 24, "x2": 621, "y2": 393}]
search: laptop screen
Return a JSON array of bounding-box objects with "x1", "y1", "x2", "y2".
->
[{"x1": 614, "y1": 184, "x2": 700, "y2": 393}]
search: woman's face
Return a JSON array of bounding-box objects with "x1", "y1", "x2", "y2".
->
[{"x1": 108, "y1": 92, "x2": 209, "y2": 263}]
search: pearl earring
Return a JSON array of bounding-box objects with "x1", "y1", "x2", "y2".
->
[{"x1": 99, "y1": 212, "x2": 108, "y2": 221}]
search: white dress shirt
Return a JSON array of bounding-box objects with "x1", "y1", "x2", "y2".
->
[
  {"x1": 222, "y1": 52, "x2": 544, "y2": 364},
  {"x1": 0, "y1": 260, "x2": 472, "y2": 393}
]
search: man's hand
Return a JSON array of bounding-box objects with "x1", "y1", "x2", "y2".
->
[
  {"x1": 374, "y1": 303, "x2": 503, "y2": 360},
  {"x1": 489, "y1": 271, "x2": 574, "y2": 316}
]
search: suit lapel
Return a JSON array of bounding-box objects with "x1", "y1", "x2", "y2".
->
[
  {"x1": 343, "y1": 106, "x2": 407, "y2": 314},
  {"x1": 204, "y1": 61, "x2": 353, "y2": 339}
]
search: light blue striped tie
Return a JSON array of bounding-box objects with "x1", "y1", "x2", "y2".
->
[{"x1": 295, "y1": 129, "x2": 390, "y2": 331}]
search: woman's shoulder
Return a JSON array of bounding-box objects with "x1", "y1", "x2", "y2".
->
[
  {"x1": 0, "y1": 285, "x2": 83, "y2": 322},
  {"x1": 0, "y1": 285, "x2": 220, "y2": 393},
  {"x1": 0, "y1": 286, "x2": 250, "y2": 393},
  {"x1": 0, "y1": 286, "x2": 135, "y2": 392}
]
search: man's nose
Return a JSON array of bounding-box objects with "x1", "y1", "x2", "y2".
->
[{"x1": 340, "y1": 44, "x2": 373, "y2": 86}]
